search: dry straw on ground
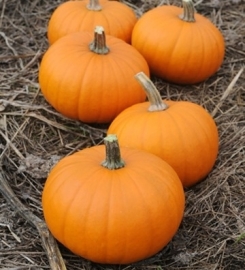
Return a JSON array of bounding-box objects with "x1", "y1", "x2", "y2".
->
[{"x1": 0, "y1": 0, "x2": 244, "y2": 269}]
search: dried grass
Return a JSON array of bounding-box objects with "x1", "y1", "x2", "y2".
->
[{"x1": 0, "y1": 0, "x2": 244, "y2": 269}]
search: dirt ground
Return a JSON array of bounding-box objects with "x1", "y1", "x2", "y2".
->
[{"x1": 0, "y1": 0, "x2": 244, "y2": 269}]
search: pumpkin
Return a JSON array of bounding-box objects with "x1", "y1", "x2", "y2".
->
[
  {"x1": 42, "y1": 134, "x2": 185, "y2": 264},
  {"x1": 108, "y1": 72, "x2": 219, "y2": 187},
  {"x1": 38, "y1": 26, "x2": 149, "y2": 123},
  {"x1": 131, "y1": 0, "x2": 225, "y2": 84},
  {"x1": 47, "y1": 0, "x2": 137, "y2": 45}
]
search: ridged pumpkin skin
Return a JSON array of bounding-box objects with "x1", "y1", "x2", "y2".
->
[
  {"x1": 131, "y1": 2, "x2": 225, "y2": 84},
  {"x1": 38, "y1": 30, "x2": 149, "y2": 123},
  {"x1": 108, "y1": 100, "x2": 219, "y2": 187},
  {"x1": 42, "y1": 139, "x2": 185, "y2": 264},
  {"x1": 48, "y1": 0, "x2": 137, "y2": 45}
]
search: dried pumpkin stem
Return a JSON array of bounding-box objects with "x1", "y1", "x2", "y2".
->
[
  {"x1": 179, "y1": 0, "x2": 196, "y2": 22},
  {"x1": 87, "y1": 0, "x2": 102, "y2": 11},
  {"x1": 135, "y1": 72, "x2": 168, "y2": 112},
  {"x1": 89, "y1": 26, "x2": 110, "y2": 54},
  {"x1": 101, "y1": 134, "x2": 125, "y2": 170}
]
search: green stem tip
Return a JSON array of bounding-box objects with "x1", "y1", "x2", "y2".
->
[
  {"x1": 89, "y1": 26, "x2": 110, "y2": 55},
  {"x1": 135, "y1": 72, "x2": 168, "y2": 112},
  {"x1": 87, "y1": 0, "x2": 102, "y2": 11},
  {"x1": 101, "y1": 134, "x2": 125, "y2": 170},
  {"x1": 179, "y1": 0, "x2": 196, "y2": 22}
]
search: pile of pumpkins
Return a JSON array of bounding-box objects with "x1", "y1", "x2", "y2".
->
[{"x1": 40, "y1": 0, "x2": 225, "y2": 265}]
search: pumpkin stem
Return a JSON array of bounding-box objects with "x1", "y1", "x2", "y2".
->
[
  {"x1": 179, "y1": 0, "x2": 196, "y2": 22},
  {"x1": 89, "y1": 26, "x2": 110, "y2": 55},
  {"x1": 135, "y1": 72, "x2": 168, "y2": 112},
  {"x1": 101, "y1": 134, "x2": 125, "y2": 170},
  {"x1": 87, "y1": 0, "x2": 102, "y2": 11}
]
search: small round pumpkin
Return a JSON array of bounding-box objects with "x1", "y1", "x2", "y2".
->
[
  {"x1": 131, "y1": 0, "x2": 225, "y2": 84},
  {"x1": 39, "y1": 26, "x2": 149, "y2": 123},
  {"x1": 48, "y1": 0, "x2": 137, "y2": 45},
  {"x1": 42, "y1": 134, "x2": 185, "y2": 264},
  {"x1": 108, "y1": 72, "x2": 219, "y2": 187}
]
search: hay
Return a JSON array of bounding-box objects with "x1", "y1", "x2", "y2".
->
[{"x1": 0, "y1": 0, "x2": 244, "y2": 269}]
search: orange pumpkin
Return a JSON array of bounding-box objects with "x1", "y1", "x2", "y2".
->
[
  {"x1": 39, "y1": 26, "x2": 149, "y2": 123},
  {"x1": 131, "y1": 0, "x2": 225, "y2": 84},
  {"x1": 42, "y1": 134, "x2": 185, "y2": 264},
  {"x1": 108, "y1": 72, "x2": 219, "y2": 187},
  {"x1": 48, "y1": 0, "x2": 137, "y2": 45}
]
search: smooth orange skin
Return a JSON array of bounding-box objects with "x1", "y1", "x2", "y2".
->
[
  {"x1": 38, "y1": 32, "x2": 149, "y2": 123},
  {"x1": 48, "y1": 0, "x2": 137, "y2": 45},
  {"x1": 108, "y1": 100, "x2": 219, "y2": 187},
  {"x1": 131, "y1": 5, "x2": 225, "y2": 84},
  {"x1": 42, "y1": 145, "x2": 185, "y2": 264}
]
